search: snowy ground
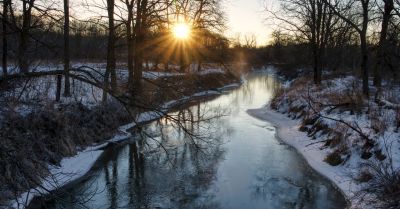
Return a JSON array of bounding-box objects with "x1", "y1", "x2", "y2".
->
[
  {"x1": 248, "y1": 108, "x2": 356, "y2": 205},
  {"x1": 0, "y1": 62, "x2": 228, "y2": 116},
  {"x1": 249, "y1": 73, "x2": 400, "y2": 209}
]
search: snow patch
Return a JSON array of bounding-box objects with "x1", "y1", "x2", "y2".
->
[{"x1": 248, "y1": 107, "x2": 357, "y2": 205}]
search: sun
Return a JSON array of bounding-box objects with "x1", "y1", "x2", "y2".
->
[{"x1": 172, "y1": 23, "x2": 191, "y2": 40}]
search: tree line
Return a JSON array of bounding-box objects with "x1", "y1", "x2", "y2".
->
[
  {"x1": 266, "y1": 0, "x2": 400, "y2": 97},
  {"x1": 0, "y1": 0, "x2": 228, "y2": 101}
]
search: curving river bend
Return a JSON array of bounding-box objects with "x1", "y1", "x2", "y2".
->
[{"x1": 35, "y1": 70, "x2": 347, "y2": 209}]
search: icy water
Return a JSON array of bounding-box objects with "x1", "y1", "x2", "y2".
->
[{"x1": 36, "y1": 70, "x2": 347, "y2": 209}]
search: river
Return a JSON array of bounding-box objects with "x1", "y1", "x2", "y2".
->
[{"x1": 33, "y1": 70, "x2": 347, "y2": 209}]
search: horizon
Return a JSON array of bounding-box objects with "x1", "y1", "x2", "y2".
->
[{"x1": 226, "y1": 0, "x2": 273, "y2": 46}]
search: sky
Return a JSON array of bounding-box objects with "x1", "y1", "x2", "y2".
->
[
  {"x1": 70, "y1": 0, "x2": 275, "y2": 46},
  {"x1": 225, "y1": 0, "x2": 273, "y2": 46}
]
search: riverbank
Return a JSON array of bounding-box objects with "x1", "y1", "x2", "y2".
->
[
  {"x1": 2, "y1": 70, "x2": 241, "y2": 209},
  {"x1": 247, "y1": 108, "x2": 354, "y2": 206},
  {"x1": 249, "y1": 71, "x2": 400, "y2": 209},
  {"x1": 24, "y1": 70, "x2": 347, "y2": 209}
]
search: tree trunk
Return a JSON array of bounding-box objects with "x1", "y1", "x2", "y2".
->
[
  {"x1": 102, "y1": 68, "x2": 110, "y2": 103},
  {"x1": 197, "y1": 60, "x2": 201, "y2": 72},
  {"x1": 164, "y1": 62, "x2": 169, "y2": 71},
  {"x1": 18, "y1": 1, "x2": 32, "y2": 73},
  {"x1": 323, "y1": 0, "x2": 370, "y2": 96},
  {"x1": 313, "y1": 46, "x2": 322, "y2": 84},
  {"x1": 360, "y1": 0, "x2": 369, "y2": 97},
  {"x1": 107, "y1": 0, "x2": 117, "y2": 92},
  {"x1": 2, "y1": 0, "x2": 8, "y2": 79},
  {"x1": 133, "y1": 0, "x2": 146, "y2": 92},
  {"x1": 179, "y1": 43, "x2": 186, "y2": 73},
  {"x1": 56, "y1": 74, "x2": 62, "y2": 102},
  {"x1": 63, "y1": 0, "x2": 71, "y2": 96},
  {"x1": 311, "y1": 1, "x2": 322, "y2": 85},
  {"x1": 126, "y1": 2, "x2": 134, "y2": 89},
  {"x1": 360, "y1": 35, "x2": 369, "y2": 97},
  {"x1": 374, "y1": 0, "x2": 394, "y2": 88}
]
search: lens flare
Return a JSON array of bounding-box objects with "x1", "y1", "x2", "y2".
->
[{"x1": 173, "y1": 23, "x2": 191, "y2": 40}]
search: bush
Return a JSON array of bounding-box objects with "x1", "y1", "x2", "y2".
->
[
  {"x1": 361, "y1": 161, "x2": 400, "y2": 209},
  {"x1": 324, "y1": 132, "x2": 343, "y2": 148},
  {"x1": 325, "y1": 151, "x2": 343, "y2": 166},
  {"x1": 356, "y1": 168, "x2": 373, "y2": 183},
  {"x1": 370, "y1": 107, "x2": 388, "y2": 135},
  {"x1": 0, "y1": 101, "x2": 130, "y2": 205}
]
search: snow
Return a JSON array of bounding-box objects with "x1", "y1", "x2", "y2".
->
[
  {"x1": 142, "y1": 71, "x2": 184, "y2": 79},
  {"x1": 192, "y1": 90, "x2": 221, "y2": 97},
  {"x1": 9, "y1": 81, "x2": 242, "y2": 209},
  {"x1": 1, "y1": 62, "x2": 227, "y2": 81},
  {"x1": 251, "y1": 72, "x2": 400, "y2": 209},
  {"x1": 248, "y1": 107, "x2": 357, "y2": 201},
  {"x1": 12, "y1": 148, "x2": 103, "y2": 209},
  {"x1": 142, "y1": 68, "x2": 226, "y2": 79},
  {"x1": 197, "y1": 68, "x2": 225, "y2": 75},
  {"x1": 1, "y1": 61, "x2": 231, "y2": 117},
  {"x1": 142, "y1": 68, "x2": 225, "y2": 79},
  {"x1": 2, "y1": 60, "x2": 237, "y2": 208},
  {"x1": 217, "y1": 83, "x2": 241, "y2": 91},
  {"x1": 11, "y1": 116, "x2": 137, "y2": 208}
]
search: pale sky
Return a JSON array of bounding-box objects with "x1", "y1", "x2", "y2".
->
[
  {"x1": 226, "y1": 0, "x2": 273, "y2": 46},
  {"x1": 70, "y1": 0, "x2": 275, "y2": 46}
]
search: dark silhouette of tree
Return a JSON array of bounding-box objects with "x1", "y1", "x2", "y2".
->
[
  {"x1": 374, "y1": 0, "x2": 394, "y2": 88},
  {"x1": 323, "y1": 0, "x2": 372, "y2": 97},
  {"x1": 63, "y1": 0, "x2": 71, "y2": 97}
]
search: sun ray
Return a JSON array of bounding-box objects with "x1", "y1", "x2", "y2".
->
[{"x1": 172, "y1": 23, "x2": 191, "y2": 40}]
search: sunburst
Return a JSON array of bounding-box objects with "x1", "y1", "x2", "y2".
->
[{"x1": 172, "y1": 23, "x2": 191, "y2": 40}]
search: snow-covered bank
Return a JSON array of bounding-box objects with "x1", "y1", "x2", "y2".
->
[
  {"x1": 248, "y1": 107, "x2": 356, "y2": 206},
  {"x1": 10, "y1": 81, "x2": 242, "y2": 209},
  {"x1": 11, "y1": 118, "x2": 131, "y2": 209},
  {"x1": 250, "y1": 73, "x2": 400, "y2": 209}
]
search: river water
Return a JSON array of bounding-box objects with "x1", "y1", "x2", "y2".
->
[{"x1": 37, "y1": 70, "x2": 347, "y2": 209}]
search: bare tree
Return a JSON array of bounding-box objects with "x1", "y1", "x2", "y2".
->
[
  {"x1": 124, "y1": 0, "x2": 135, "y2": 89},
  {"x1": 133, "y1": 0, "x2": 148, "y2": 91},
  {"x1": 173, "y1": 0, "x2": 226, "y2": 71},
  {"x1": 309, "y1": 0, "x2": 337, "y2": 84},
  {"x1": 107, "y1": 0, "x2": 117, "y2": 91},
  {"x1": 63, "y1": 0, "x2": 71, "y2": 97},
  {"x1": 18, "y1": 0, "x2": 35, "y2": 73},
  {"x1": 324, "y1": 0, "x2": 372, "y2": 97},
  {"x1": 103, "y1": 0, "x2": 117, "y2": 102},
  {"x1": 374, "y1": 0, "x2": 394, "y2": 88},
  {"x1": 2, "y1": 0, "x2": 9, "y2": 80},
  {"x1": 267, "y1": 0, "x2": 339, "y2": 84},
  {"x1": 243, "y1": 34, "x2": 257, "y2": 48}
]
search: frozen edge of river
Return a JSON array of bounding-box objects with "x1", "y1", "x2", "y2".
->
[
  {"x1": 248, "y1": 106, "x2": 358, "y2": 209},
  {"x1": 11, "y1": 82, "x2": 242, "y2": 209}
]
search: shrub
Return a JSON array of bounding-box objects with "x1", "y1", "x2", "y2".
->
[
  {"x1": 356, "y1": 168, "x2": 373, "y2": 183},
  {"x1": 325, "y1": 151, "x2": 343, "y2": 166},
  {"x1": 0, "y1": 101, "x2": 130, "y2": 205},
  {"x1": 361, "y1": 161, "x2": 400, "y2": 209},
  {"x1": 370, "y1": 108, "x2": 387, "y2": 135},
  {"x1": 325, "y1": 132, "x2": 343, "y2": 148}
]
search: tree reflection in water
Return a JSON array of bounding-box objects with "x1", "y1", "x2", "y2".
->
[
  {"x1": 42, "y1": 101, "x2": 230, "y2": 209},
  {"x1": 30, "y1": 72, "x2": 346, "y2": 209}
]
